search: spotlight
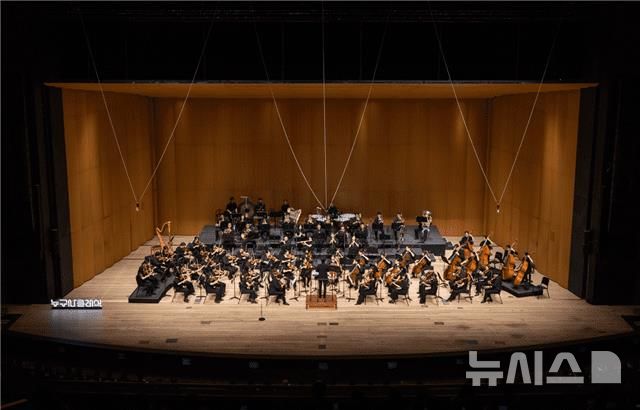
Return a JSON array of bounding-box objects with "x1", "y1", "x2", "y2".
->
[
  {"x1": 496, "y1": 204, "x2": 501, "y2": 214},
  {"x1": 135, "y1": 203, "x2": 140, "y2": 212}
]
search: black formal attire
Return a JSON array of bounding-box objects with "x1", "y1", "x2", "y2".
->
[
  {"x1": 204, "y1": 277, "x2": 226, "y2": 303},
  {"x1": 240, "y1": 279, "x2": 258, "y2": 303},
  {"x1": 355, "y1": 280, "x2": 377, "y2": 305},
  {"x1": 418, "y1": 276, "x2": 438, "y2": 304},
  {"x1": 269, "y1": 278, "x2": 288, "y2": 304},
  {"x1": 389, "y1": 275, "x2": 410, "y2": 302},
  {"x1": 372, "y1": 217, "x2": 384, "y2": 240},
  {"x1": 174, "y1": 276, "x2": 195, "y2": 302},
  {"x1": 226, "y1": 201, "x2": 238, "y2": 215},
  {"x1": 447, "y1": 277, "x2": 469, "y2": 302},
  {"x1": 315, "y1": 263, "x2": 334, "y2": 299},
  {"x1": 482, "y1": 275, "x2": 502, "y2": 303}
]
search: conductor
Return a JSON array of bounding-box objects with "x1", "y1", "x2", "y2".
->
[{"x1": 315, "y1": 259, "x2": 338, "y2": 300}]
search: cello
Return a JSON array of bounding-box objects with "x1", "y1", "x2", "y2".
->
[
  {"x1": 444, "y1": 245, "x2": 463, "y2": 281},
  {"x1": 410, "y1": 254, "x2": 430, "y2": 278}
]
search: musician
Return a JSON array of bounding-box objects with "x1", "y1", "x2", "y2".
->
[
  {"x1": 313, "y1": 224, "x2": 326, "y2": 251},
  {"x1": 279, "y1": 235, "x2": 291, "y2": 251},
  {"x1": 392, "y1": 212, "x2": 405, "y2": 242},
  {"x1": 479, "y1": 237, "x2": 493, "y2": 248},
  {"x1": 446, "y1": 273, "x2": 469, "y2": 302},
  {"x1": 372, "y1": 212, "x2": 384, "y2": 240},
  {"x1": 388, "y1": 271, "x2": 410, "y2": 304},
  {"x1": 226, "y1": 197, "x2": 238, "y2": 215},
  {"x1": 481, "y1": 271, "x2": 502, "y2": 303},
  {"x1": 315, "y1": 258, "x2": 335, "y2": 300},
  {"x1": 255, "y1": 197, "x2": 266, "y2": 215},
  {"x1": 204, "y1": 272, "x2": 226, "y2": 303},
  {"x1": 459, "y1": 231, "x2": 474, "y2": 246},
  {"x1": 347, "y1": 235, "x2": 360, "y2": 257},
  {"x1": 281, "y1": 200, "x2": 290, "y2": 215},
  {"x1": 136, "y1": 263, "x2": 159, "y2": 295},
  {"x1": 415, "y1": 210, "x2": 432, "y2": 242},
  {"x1": 174, "y1": 270, "x2": 196, "y2": 303},
  {"x1": 522, "y1": 252, "x2": 535, "y2": 284},
  {"x1": 355, "y1": 222, "x2": 368, "y2": 247},
  {"x1": 269, "y1": 275, "x2": 289, "y2": 305},
  {"x1": 240, "y1": 273, "x2": 259, "y2": 303},
  {"x1": 355, "y1": 271, "x2": 377, "y2": 305},
  {"x1": 474, "y1": 266, "x2": 492, "y2": 295},
  {"x1": 327, "y1": 203, "x2": 339, "y2": 219},
  {"x1": 259, "y1": 217, "x2": 270, "y2": 240},
  {"x1": 335, "y1": 225, "x2": 348, "y2": 249},
  {"x1": 418, "y1": 270, "x2": 439, "y2": 304}
]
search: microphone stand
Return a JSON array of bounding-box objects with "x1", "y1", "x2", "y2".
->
[{"x1": 228, "y1": 270, "x2": 240, "y2": 301}]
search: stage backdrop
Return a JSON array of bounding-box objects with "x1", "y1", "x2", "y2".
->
[
  {"x1": 62, "y1": 90, "x2": 155, "y2": 287},
  {"x1": 60, "y1": 87, "x2": 579, "y2": 289}
]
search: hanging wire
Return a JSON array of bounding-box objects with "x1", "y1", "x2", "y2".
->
[
  {"x1": 321, "y1": 2, "x2": 328, "y2": 208},
  {"x1": 428, "y1": 3, "x2": 499, "y2": 205},
  {"x1": 254, "y1": 23, "x2": 326, "y2": 210},
  {"x1": 79, "y1": 13, "x2": 139, "y2": 205},
  {"x1": 496, "y1": 26, "x2": 560, "y2": 206},
  {"x1": 329, "y1": 14, "x2": 390, "y2": 206},
  {"x1": 138, "y1": 16, "x2": 217, "y2": 203}
]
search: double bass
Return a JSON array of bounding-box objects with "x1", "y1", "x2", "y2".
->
[
  {"x1": 479, "y1": 236, "x2": 493, "y2": 268},
  {"x1": 501, "y1": 242, "x2": 518, "y2": 281},
  {"x1": 513, "y1": 253, "x2": 532, "y2": 287}
]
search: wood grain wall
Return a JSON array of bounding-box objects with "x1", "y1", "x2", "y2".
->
[
  {"x1": 62, "y1": 90, "x2": 155, "y2": 287},
  {"x1": 152, "y1": 98, "x2": 489, "y2": 235},
  {"x1": 484, "y1": 91, "x2": 580, "y2": 287}
]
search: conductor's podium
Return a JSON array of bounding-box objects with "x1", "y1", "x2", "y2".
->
[{"x1": 306, "y1": 294, "x2": 337, "y2": 309}]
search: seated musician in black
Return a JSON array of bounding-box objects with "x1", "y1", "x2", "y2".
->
[
  {"x1": 446, "y1": 273, "x2": 469, "y2": 302},
  {"x1": 204, "y1": 272, "x2": 226, "y2": 303},
  {"x1": 174, "y1": 270, "x2": 195, "y2": 302},
  {"x1": 459, "y1": 231, "x2": 474, "y2": 246},
  {"x1": 226, "y1": 197, "x2": 238, "y2": 215},
  {"x1": 355, "y1": 274, "x2": 377, "y2": 305},
  {"x1": 418, "y1": 271, "x2": 439, "y2": 304},
  {"x1": 239, "y1": 274, "x2": 258, "y2": 303},
  {"x1": 372, "y1": 212, "x2": 384, "y2": 240},
  {"x1": 481, "y1": 272, "x2": 502, "y2": 303},
  {"x1": 388, "y1": 271, "x2": 410, "y2": 303},
  {"x1": 136, "y1": 263, "x2": 159, "y2": 295},
  {"x1": 313, "y1": 224, "x2": 326, "y2": 251},
  {"x1": 269, "y1": 277, "x2": 289, "y2": 305},
  {"x1": 335, "y1": 225, "x2": 348, "y2": 248},
  {"x1": 356, "y1": 222, "x2": 368, "y2": 248}
]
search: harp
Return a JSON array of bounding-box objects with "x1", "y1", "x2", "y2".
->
[{"x1": 154, "y1": 221, "x2": 174, "y2": 255}]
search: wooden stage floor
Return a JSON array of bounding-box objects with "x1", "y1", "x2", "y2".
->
[{"x1": 7, "y1": 236, "x2": 637, "y2": 358}]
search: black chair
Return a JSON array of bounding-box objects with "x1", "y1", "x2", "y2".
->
[
  {"x1": 483, "y1": 284, "x2": 503, "y2": 304},
  {"x1": 423, "y1": 284, "x2": 439, "y2": 305},
  {"x1": 363, "y1": 282, "x2": 379, "y2": 305},
  {"x1": 539, "y1": 276, "x2": 550, "y2": 298}
]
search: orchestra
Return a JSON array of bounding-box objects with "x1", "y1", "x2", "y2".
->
[{"x1": 136, "y1": 198, "x2": 539, "y2": 307}]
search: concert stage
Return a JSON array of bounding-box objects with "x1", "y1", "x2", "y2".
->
[{"x1": 5, "y1": 236, "x2": 635, "y2": 359}]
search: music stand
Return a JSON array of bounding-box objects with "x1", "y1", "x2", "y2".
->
[
  {"x1": 269, "y1": 211, "x2": 283, "y2": 228},
  {"x1": 228, "y1": 270, "x2": 240, "y2": 301}
]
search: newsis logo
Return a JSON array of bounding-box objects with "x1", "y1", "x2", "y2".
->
[{"x1": 466, "y1": 351, "x2": 621, "y2": 386}]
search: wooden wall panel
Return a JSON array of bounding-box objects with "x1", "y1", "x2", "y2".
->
[
  {"x1": 62, "y1": 90, "x2": 155, "y2": 287},
  {"x1": 484, "y1": 91, "x2": 580, "y2": 287},
  {"x1": 152, "y1": 98, "x2": 489, "y2": 235}
]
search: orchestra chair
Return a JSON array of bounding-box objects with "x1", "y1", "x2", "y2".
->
[
  {"x1": 170, "y1": 288, "x2": 188, "y2": 303},
  {"x1": 456, "y1": 281, "x2": 474, "y2": 304},
  {"x1": 425, "y1": 285, "x2": 439, "y2": 306},
  {"x1": 398, "y1": 291, "x2": 411, "y2": 306},
  {"x1": 538, "y1": 276, "x2": 551, "y2": 299}
]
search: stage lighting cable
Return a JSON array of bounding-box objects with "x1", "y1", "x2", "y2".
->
[
  {"x1": 428, "y1": 1, "x2": 561, "y2": 211},
  {"x1": 329, "y1": 14, "x2": 390, "y2": 206},
  {"x1": 254, "y1": 23, "x2": 326, "y2": 211}
]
